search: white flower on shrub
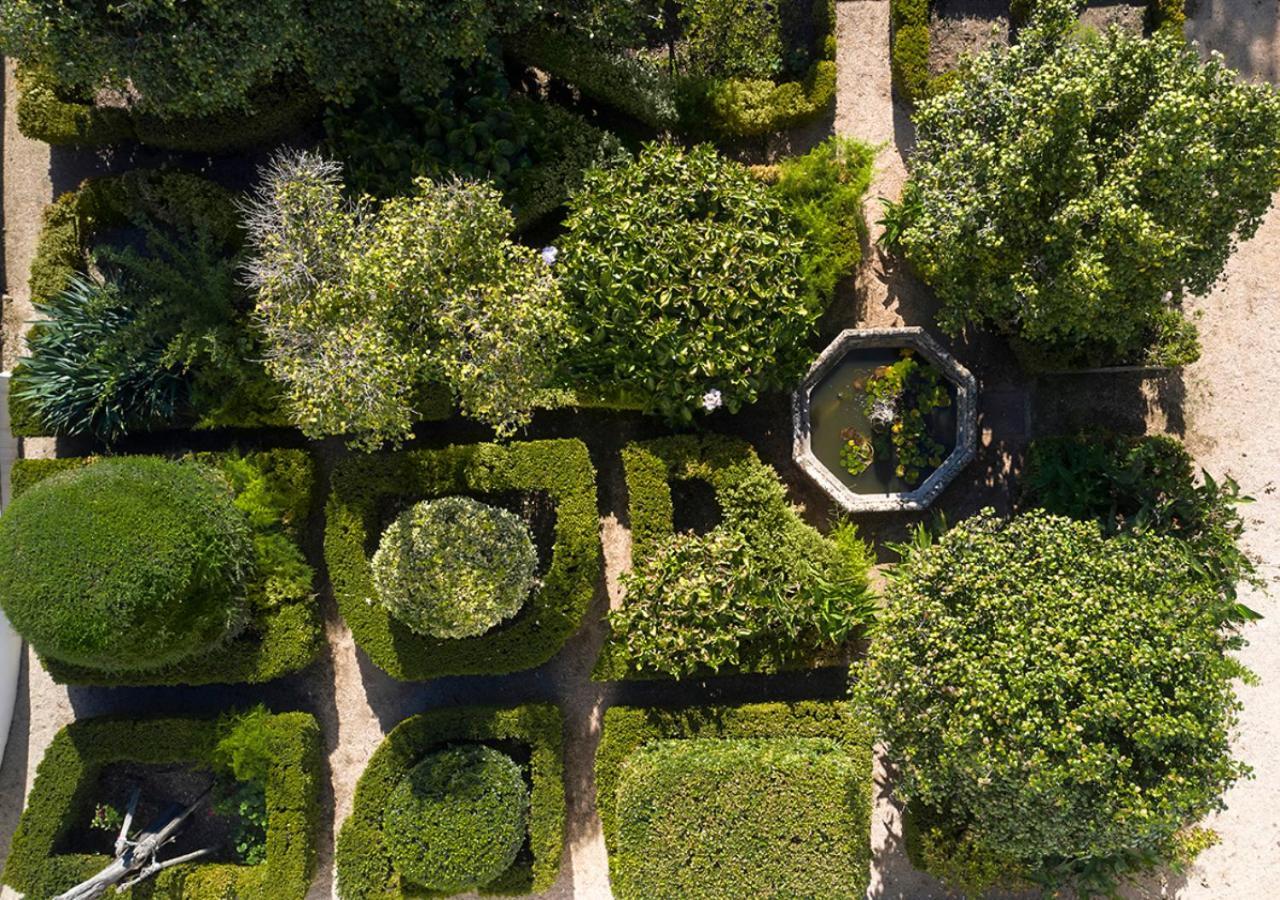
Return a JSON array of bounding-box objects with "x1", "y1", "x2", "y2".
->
[
  {"x1": 701, "y1": 389, "x2": 723, "y2": 412},
  {"x1": 540, "y1": 245, "x2": 559, "y2": 266}
]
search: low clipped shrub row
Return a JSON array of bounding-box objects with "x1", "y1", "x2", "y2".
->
[
  {"x1": 14, "y1": 64, "x2": 321, "y2": 152},
  {"x1": 336, "y1": 704, "x2": 565, "y2": 899},
  {"x1": 8, "y1": 449, "x2": 321, "y2": 686},
  {"x1": 3, "y1": 711, "x2": 323, "y2": 900},
  {"x1": 507, "y1": 0, "x2": 836, "y2": 138},
  {"x1": 596, "y1": 434, "x2": 875, "y2": 680},
  {"x1": 596, "y1": 702, "x2": 874, "y2": 899},
  {"x1": 325, "y1": 439, "x2": 599, "y2": 680}
]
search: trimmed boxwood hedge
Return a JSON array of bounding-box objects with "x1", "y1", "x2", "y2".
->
[
  {"x1": 594, "y1": 433, "x2": 849, "y2": 680},
  {"x1": 336, "y1": 704, "x2": 565, "y2": 899},
  {"x1": 507, "y1": 0, "x2": 836, "y2": 138},
  {"x1": 8, "y1": 168, "x2": 255, "y2": 438},
  {"x1": 10, "y1": 448, "x2": 322, "y2": 686},
  {"x1": 14, "y1": 64, "x2": 321, "y2": 152},
  {"x1": 2, "y1": 710, "x2": 323, "y2": 900},
  {"x1": 325, "y1": 439, "x2": 599, "y2": 680},
  {"x1": 596, "y1": 702, "x2": 874, "y2": 899},
  {"x1": 890, "y1": 0, "x2": 1187, "y2": 106}
]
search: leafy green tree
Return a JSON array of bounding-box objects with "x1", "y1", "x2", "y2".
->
[
  {"x1": 857, "y1": 510, "x2": 1250, "y2": 895},
  {"x1": 560, "y1": 142, "x2": 820, "y2": 422},
  {"x1": 245, "y1": 151, "x2": 568, "y2": 447},
  {"x1": 888, "y1": 0, "x2": 1280, "y2": 366}
]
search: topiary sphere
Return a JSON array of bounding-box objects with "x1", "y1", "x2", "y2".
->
[
  {"x1": 371, "y1": 496, "x2": 537, "y2": 639},
  {"x1": 0, "y1": 457, "x2": 252, "y2": 672},
  {"x1": 382, "y1": 745, "x2": 529, "y2": 892}
]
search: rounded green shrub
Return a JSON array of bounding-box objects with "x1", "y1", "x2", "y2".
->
[
  {"x1": 371, "y1": 496, "x2": 537, "y2": 639},
  {"x1": 858, "y1": 509, "x2": 1249, "y2": 894},
  {"x1": 561, "y1": 143, "x2": 818, "y2": 423},
  {"x1": 382, "y1": 745, "x2": 529, "y2": 892},
  {"x1": 0, "y1": 457, "x2": 252, "y2": 672}
]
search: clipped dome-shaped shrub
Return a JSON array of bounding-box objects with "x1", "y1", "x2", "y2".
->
[
  {"x1": 0, "y1": 457, "x2": 252, "y2": 672},
  {"x1": 371, "y1": 496, "x2": 537, "y2": 639},
  {"x1": 382, "y1": 745, "x2": 529, "y2": 892}
]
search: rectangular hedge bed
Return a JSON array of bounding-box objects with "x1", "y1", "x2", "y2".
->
[
  {"x1": 594, "y1": 433, "x2": 852, "y2": 680},
  {"x1": 12, "y1": 449, "x2": 322, "y2": 686},
  {"x1": 325, "y1": 439, "x2": 599, "y2": 680},
  {"x1": 2, "y1": 711, "x2": 323, "y2": 900},
  {"x1": 595, "y1": 701, "x2": 874, "y2": 899},
  {"x1": 335, "y1": 704, "x2": 565, "y2": 899}
]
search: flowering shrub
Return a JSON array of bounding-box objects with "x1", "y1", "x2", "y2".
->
[
  {"x1": 245, "y1": 151, "x2": 569, "y2": 447},
  {"x1": 888, "y1": 0, "x2": 1280, "y2": 367},
  {"x1": 561, "y1": 143, "x2": 818, "y2": 423},
  {"x1": 371, "y1": 496, "x2": 538, "y2": 639},
  {"x1": 858, "y1": 510, "x2": 1250, "y2": 895}
]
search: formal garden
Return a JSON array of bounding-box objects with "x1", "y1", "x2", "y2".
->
[{"x1": 0, "y1": 0, "x2": 1277, "y2": 896}]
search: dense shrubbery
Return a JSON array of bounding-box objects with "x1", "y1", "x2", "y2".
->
[
  {"x1": 3, "y1": 711, "x2": 322, "y2": 900},
  {"x1": 561, "y1": 143, "x2": 820, "y2": 423},
  {"x1": 9, "y1": 449, "x2": 320, "y2": 686},
  {"x1": 10, "y1": 170, "x2": 279, "y2": 439},
  {"x1": 857, "y1": 510, "x2": 1250, "y2": 895},
  {"x1": 0, "y1": 457, "x2": 251, "y2": 672},
  {"x1": 336, "y1": 705, "x2": 564, "y2": 899},
  {"x1": 604, "y1": 435, "x2": 876, "y2": 679},
  {"x1": 1025, "y1": 433, "x2": 1259, "y2": 615},
  {"x1": 596, "y1": 703, "x2": 873, "y2": 898},
  {"x1": 326, "y1": 440, "x2": 598, "y2": 679},
  {"x1": 371, "y1": 497, "x2": 538, "y2": 639},
  {"x1": 246, "y1": 152, "x2": 567, "y2": 447},
  {"x1": 613, "y1": 738, "x2": 867, "y2": 899},
  {"x1": 679, "y1": 0, "x2": 784, "y2": 79},
  {"x1": 383, "y1": 746, "x2": 530, "y2": 893},
  {"x1": 323, "y1": 62, "x2": 626, "y2": 226},
  {"x1": 886, "y1": 0, "x2": 1280, "y2": 367}
]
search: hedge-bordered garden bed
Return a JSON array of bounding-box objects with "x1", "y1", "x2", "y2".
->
[
  {"x1": 891, "y1": 0, "x2": 1187, "y2": 105},
  {"x1": 335, "y1": 704, "x2": 565, "y2": 899},
  {"x1": 507, "y1": 0, "x2": 837, "y2": 138},
  {"x1": 8, "y1": 168, "x2": 282, "y2": 438},
  {"x1": 595, "y1": 701, "x2": 874, "y2": 899},
  {"x1": 593, "y1": 433, "x2": 852, "y2": 680},
  {"x1": 11, "y1": 449, "x2": 321, "y2": 686},
  {"x1": 2, "y1": 711, "x2": 323, "y2": 900},
  {"x1": 14, "y1": 64, "x2": 320, "y2": 152},
  {"x1": 325, "y1": 439, "x2": 599, "y2": 680}
]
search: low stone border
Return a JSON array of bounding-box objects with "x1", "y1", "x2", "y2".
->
[{"x1": 792, "y1": 326, "x2": 977, "y2": 513}]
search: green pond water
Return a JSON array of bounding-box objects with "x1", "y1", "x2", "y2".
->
[{"x1": 808, "y1": 347, "x2": 957, "y2": 496}]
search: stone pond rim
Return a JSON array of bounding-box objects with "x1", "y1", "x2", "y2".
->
[{"x1": 792, "y1": 327, "x2": 978, "y2": 513}]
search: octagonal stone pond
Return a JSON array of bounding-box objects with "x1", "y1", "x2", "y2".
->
[{"x1": 792, "y1": 327, "x2": 978, "y2": 513}]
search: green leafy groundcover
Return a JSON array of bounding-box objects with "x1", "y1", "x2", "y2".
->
[
  {"x1": 325, "y1": 439, "x2": 599, "y2": 680},
  {"x1": 10, "y1": 449, "x2": 321, "y2": 686},
  {"x1": 335, "y1": 704, "x2": 565, "y2": 899},
  {"x1": 594, "y1": 434, "x2": 857, "y2": 679},
  {"x1": 507, "y1": 0, "x2": 836, "y2": 138},
  {"x1": 596, "y1": 702, "x2": 873, "y2": 900},
  {"x1": 14, "y1": 63, "x2": 320, "y2": 152},
  {"x1": 2, "y1": 711, "x2": 323, "y2": 900},
  {"x1": 8, "y1": 169, "x2": 275, "y2": 438}
]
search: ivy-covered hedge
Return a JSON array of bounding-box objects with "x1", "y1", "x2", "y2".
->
[
  {"x1": 595, "y1": 434, "x2": 861, "y2": 680},
  {"x1": 890, "y1": 0, "x2": 1187, "y2": 106},
  {"x1": 507, "y1": 0, "x2": 836, "y2": 138},
  {"x1": 325, "y1": 439, "x2": 599, "y2": 680},
  {"x1": 10, "y1": 449, "x2": 321, "y2": 686},
  {"x1": 596, "y1": 702, "x2": 873, "y2": 898},
  {"x1": 2, "y1": 711, "x2": 323, "y2": 900},
  {"x1": 8, "y1": 169, "x2": 281, "y2": 437},
  {"x1": 14, "y1": 64, "x2": 320, "y2": 152},
  {"x1": 336, "y1": 704, "x2": 565, "y2": 899}
]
